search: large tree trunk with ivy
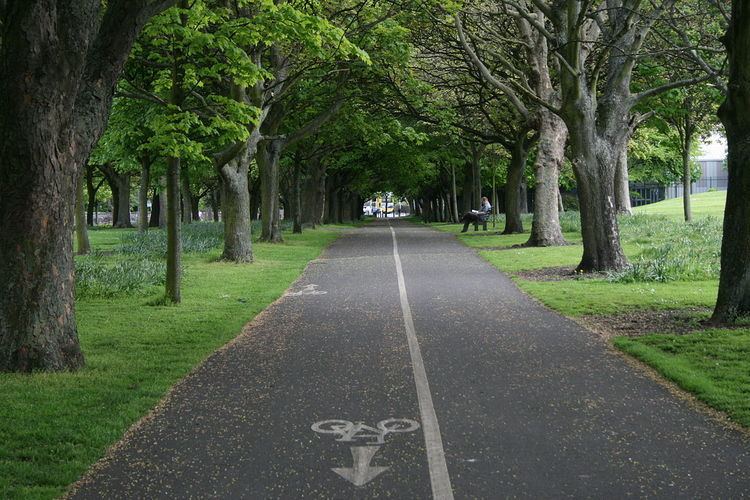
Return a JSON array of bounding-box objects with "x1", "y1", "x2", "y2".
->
[
  {"x1": 712, "y1": 4, "x2": 750, "y2": 323},
  {"x1": 0, "y1": 0, "x2": 173, "y2": 372},
  {"x1": 527, "y1": 112, "x2": 568, "y2": 246}
]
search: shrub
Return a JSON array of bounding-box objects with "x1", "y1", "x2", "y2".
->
[
  {"x1": 558, "y1": 211, "x2": 582, "y2": 233},
  {"x1": 119, "y1": 222, "x2": 225, "y2": 256},
  {"x1": 75, "y1": 255, "x2": 167, "y2": 298},
  {"x1": 610, "y1": 216, "x2": 722, "y2": 282}
]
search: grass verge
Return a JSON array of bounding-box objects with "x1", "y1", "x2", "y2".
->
[{"x1": 0, "y1": 225, "x2": 346, "y2": 499}]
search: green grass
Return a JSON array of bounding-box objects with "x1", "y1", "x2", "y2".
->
[
  {"x1": 615, "y1": 330, "x2": 750, "y2": 427},
  {"x1": 634, "y1": 190, "x2": 727, "y2": 219},
  {"x1": 518, "y1": 280, "x2": 718, "y2": 316},
  {"x1": 0, "y1": 225, "x2": 346, "y2": 499},
  {"x1": 426, "y1": 206, "x2": 750, "y2": 429}
]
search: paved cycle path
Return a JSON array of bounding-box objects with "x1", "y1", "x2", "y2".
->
[{"x1": 70, "y1": 220, "x2": 750, "y2": 498}]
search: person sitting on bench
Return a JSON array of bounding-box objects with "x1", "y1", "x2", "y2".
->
[{"x1": 461, "y1": 197, "x2": 492, "y2": 232}]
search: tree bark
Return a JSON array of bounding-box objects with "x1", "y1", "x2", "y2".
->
[
  {"x1": 503, "y1": 136, "x2": 528, "y2": 234},
  {"x1": 471, "y1": 143, "x2": 484, "y2": 208},
  {"x1": 683, "y1": 135, "x2": 693, "y2": 222},
  {"x1": 292, "y1": 157, "x2": 303, "y2": 234},
  {"x1": 258, "y1": 138, "x2": 284, "y2": 242},
  {"x1": 138, "y1": 158, "x2": 150, "y2": 232},
  {"x1": 165, "y1": 2, "x2": 186, "y2": 303},
  {"x1": 100, "y1": 163, "x2": 133, "y2": 228},
  {"x1": 85, "y1": 163, "x2": 101, "y2": 226},
  {"x1": 682, "y1": 115, "x2": 695, "y2": 222},
  {"x1": 150, "y1": 190, "x2": 161, "y2": 228},
  {"x1": 158, "y1": 179, "x2": 168, "y2": 229},
  {"x1": 614, "y1": 147, "x2": 633, "y2": 215},
  {"x1": 569, "y1": 126, "x2": 628, "y2": 272},
  {"x1": 219, "y1": 159, "x2": 253, "y2": 262},
  {"x1": 181, "y1": 165, "x2": 192, "y2": 224},
  {"x1": 0, "y1": 0, "x2": 174, "y2": 372},
  {"x1": 712, "y1": 3, "x2": 750, "y2": 322},
  {"x1": 165, "y1": 157, "x2": 182, "y2": 303},
  {"x1": 450, "y1": 164, "x2": 460, "y2": 223},
  {"x1": 461, "y1": 162, "x2": 473, "y2": 213},
  {"x1": 527, "y1": 111, "x2": 568, "y2": 246},
  {"x1": 76, "y1": 166, "x2": 92, "y2": 255}
]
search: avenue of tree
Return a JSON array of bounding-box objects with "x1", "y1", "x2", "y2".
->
[{"x1": 0, "y1": 0, "x2": 748, "y2": 372}]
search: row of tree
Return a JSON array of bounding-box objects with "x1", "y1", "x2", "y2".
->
[{"x1": 1, "y1": 0, "x2": 749, "y2": 372}]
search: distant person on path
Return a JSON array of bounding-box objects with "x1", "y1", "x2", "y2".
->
[{"x1": 461, "y1": 197, "x2": 492, "y2": 232}]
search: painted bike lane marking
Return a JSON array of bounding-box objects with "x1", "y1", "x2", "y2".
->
[
  {"x1": 312, "y1": 418, "x2": 420, "y2": 486},
  {"x1": 389, "y1": 224, "x2": 454, "y2": 499}
]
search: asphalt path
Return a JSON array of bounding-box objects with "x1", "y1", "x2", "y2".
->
[{"x1": 70, "y1": 220, "x2": 750, "y2": 499}]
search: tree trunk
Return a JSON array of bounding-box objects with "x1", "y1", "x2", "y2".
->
[
  {"x1": 181, "y1": 166, "x2": 192, "y2": 224},
  {"x1": 570, "y1": 130, "x2": 628, "y2": 272},
  {"x1": 527, "y1": 112, "x2": 568, "y2": 246},
  {"x1": 166, "y1": 157, "x2": 182, "y2": 303},
  {"x1": 76, "y1": 166, "x2": 92, "y2": 255},
  {"x1": 0, "y1": 145, "x2": 85, "y2": 371},
  {"x1": 682, "y1": 124, "x2": 694, "y2": 222},
  {"x1": 258, "y1": 138, "x2": 284, "y2": 242},
  {"x1": 614, "y1": 147, "x2": 633, "y2": 215},
  {"x1": 85, "y1": 163, "x2": 99, "y2": 226},
  {"x1": 159, "y1": 177, "x2": 168, "y2": 229},
  {"x1": 462, "y1": 162, "x2": 473, "y2": 213},
  {"x1": 0, "y1": 0, "x2": 189, "y2": 372},
  {"x1": 150, "y1": 190, "x2": 161, "y2": 228},
  {"x1": 116, "y1": 175, "x2": 132, "y2": 227},
  {"x1": 712, "y1": 4, "x2": 750, "y2": 322},
  {"x1": 471, "y1": 143, "x2": 484, "y2": 208},
  {"x1": 450, "y1": 164, "x2": 460, "y2": 223},
  {"x1": 110, "y1": 180, "x2": 120, "y2": 226},
  {"x1": 504, "y1": 136, "x2": 527, "y2": 234},
  {"x1": 100, "y1": 163, "x2": 133, "y2": 228},
  {"x1": 519, "y1": 182, "x2": 528, "y2": 214},
  {"x1": 292, "y1": 159, "x2": 303, "y2": 234},
  {"x1": 138, "y1": 159, "x2": 150, "y2": 232},
  {"x1": 210, "y1": 188, "x2": 220, "y2": 222},
  {"x1": 219, "y1": 158, "x2": 253, "y2": 262}
]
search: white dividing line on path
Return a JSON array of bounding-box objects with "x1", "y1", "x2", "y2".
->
[{"x1": 389, "y1": 224, "x2": 454, "y2": 500}]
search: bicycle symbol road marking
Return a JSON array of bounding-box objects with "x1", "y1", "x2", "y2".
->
[
  {"x1": 285, "y1": 284, "x2": 327, "y2": 297},
  {"x1": 311, "y1": 418, "x2": 420, "y2": 445}
]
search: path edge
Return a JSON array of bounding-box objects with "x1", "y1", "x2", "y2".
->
[{"x1": 62, "y1": 227, "x2": 359, "y2": 499}]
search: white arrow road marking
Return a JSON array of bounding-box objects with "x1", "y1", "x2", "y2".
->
[
  {"x1": 332, "y1": 446, "x2": 389, "y2": 486},
  {"x1": 389, "y1": 224, "x2": 454, "y2": 499},
  {"x1": 285, "y1": 284, "x2": 327, "y2": 297}
]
